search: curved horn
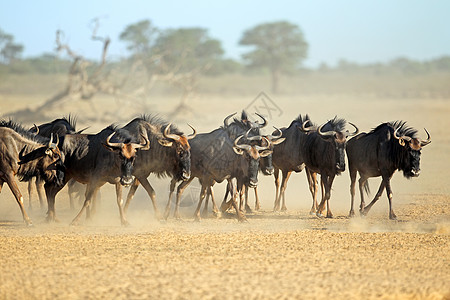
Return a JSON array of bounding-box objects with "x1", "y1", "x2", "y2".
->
[
  {"x1": 420, "y1": 128, "x2": 431, "y2": 146},
  {"x1": 255, "y1": 136, "x2": 270, "y2": 151},
  {"x1": 268, "y1": 126, "x2": 282, "y2": 139},
  {"x1": 223, "y1": 112, "x2": 237, "y2": 128},
  {"x1": 133, "y1": 134, "x2": 150, "y2": 150},
  {"x1": 245, "y1": 128, "x2": 262, "y2": 141},
  {"x1": 393, "y1": 128, "x2": 412, "y2": 142},
  {"x1": 106, "y1": 132, "x2": 124, "y2": 149},
  {"x1": 301, "y1": 120, "x2": 314, "y2": 132},
  {"x1": 255, "y1": 113, "x2": 267, "y2": 128},
  {"x1": 187, "y1": 123, "x2": 197, "y2": 140},
  {"x1": 234, "y1": 134, "x2": 252, "y2": 151},
  {"x1": 346, "y1": 122, "x2": 359, "y2": 137},
  {"x1": 163, "y1": 123, "x2": 181, "y2": 141},
  {"x1": 48, "y1": 133, "x2": 54, "y2": 148},
  {"x1": 317, "y1": 123, "x2": 335, "y2": 138}
]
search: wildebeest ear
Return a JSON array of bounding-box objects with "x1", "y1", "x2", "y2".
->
[
  {"x1": 259, "y1": 150, "x2": 273, "y2": 157},
  {"x1": 233, "y1": 146, "x2": 244, "y2": 155},
  {"x1": 398, "y1": 138, "x2": 406, "y2": 147},
  {"x1": 158, "y1": 139, "x2": 173, "y2": 147}
]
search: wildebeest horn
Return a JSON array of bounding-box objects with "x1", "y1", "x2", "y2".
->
[
  {"x1": 255, "y1": 136, "x2": 270, "y2": 151},
  {"x1": 301, "y1": 120, "x2": 314, "y2": 132},
  {"x1": 317, "y1": 123, "x2": 335, "y2": 138},
  {"x1": 268, "y1": 126, "x2": 282, "y2": 139},
  {"x1": 32, "y1": 124, "x2": 39, "y2": 135},
  {"x1": 346, "y1": 122, "x2": 359, "y2": 137},
  {"x1": 393, "y1": 128, "x2": 412, "y2": 142},
  {"x1": 223, "y1": 112, "x2": 237, "y2": 128},
  {"x1": 76, "y1": 126, "x2": 90, "y2": 134},
  {"x1": 163, "y1": 123, "x2": 181, "y2": 141},
  {"x1": 133, "y1": 134, "x2": 150, "y2": 150},
  {"x1": 187, "y1": 124, "x2": 197, "y2": 140},
  {"x1": 48, "y1": 133, "x2": 59, "y2": 149},
  {"x1": 255, "y1": 113, "x2": 267, "y2": 128},
  {"x1": 106, "y1": 132, "x2": 124, "y2": 149},
  {"x1": 420, "y1": 128, "x2": 431, "y2": 146},
  {"x1": 234, "y1": 134, "x2": 252, "y2": 151},
  {"x1": 244, "y1": 128, "x2": 262, "y2": 141}
]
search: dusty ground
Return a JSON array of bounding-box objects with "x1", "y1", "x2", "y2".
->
[{"x1": 0, "y1": 88, "x2": 449, "y2": 299}]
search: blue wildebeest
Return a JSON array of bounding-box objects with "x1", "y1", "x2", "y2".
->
[
  {"x1": 27, "y1": 116, "x2": 87, "y2": 210},
  {"x1": 0, "y1": 120, "x2": 63, "y2": 226},
  {"x1": 115, "y1": 115, "x2": 196, "y2": 220},
  {"x1": 270, "y1": 114, "x2": 316, "y2": 213},
  {"x1": 164, "y1": 113, "x2": 271, "y2": 222},
  {"x1": 346, "y1": 121, "x2": 431, "y2": 220},
  {"x1": 300, "y1": 116, "x2": 359, "y2": 218},
  {"x1": 42, "y1": 125, "x2": 149, "y2": 225},
  {"x1": 222, "y1": 127, "x2": 284, "y2": 213}
]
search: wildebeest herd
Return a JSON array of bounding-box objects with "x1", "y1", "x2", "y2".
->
[{"x1": 0, "y1": 111, "x2": 431, "y2": 226}]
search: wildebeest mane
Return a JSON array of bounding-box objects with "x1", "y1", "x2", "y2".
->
[
  {"x1": 0, "y1": 119, "x2": 49, "y2": 144},
  {"x1": 289, "y1": 114, "x2": 314, "y2": 129},
  {"x1": 138, "y1": 114, "x2": 184, "y2": 136},
  {"x1": 322, "y1": 116, "x2": 347, "y2": 132}
]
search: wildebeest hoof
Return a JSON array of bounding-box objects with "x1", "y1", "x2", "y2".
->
[{"x1": 121, "y1": 220, "x2": 130, "y2": 227}]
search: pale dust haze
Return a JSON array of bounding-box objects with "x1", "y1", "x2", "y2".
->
[{"x1": 0, "y1": 78, "x2": 449, "y2": 298}]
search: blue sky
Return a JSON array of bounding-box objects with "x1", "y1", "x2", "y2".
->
[{"x1": 1, "y1": 0, "x2": 449, "y2": 67}]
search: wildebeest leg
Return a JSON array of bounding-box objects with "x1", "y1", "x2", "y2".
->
[
  {"x1": 280, "y1": 171, "x2": 292, "y2": 211},
  {"x1": 164, "y1": 177, "x2": 178, "y2": 220},
  {"x1": 254, "y1": 187, "x2": 260, "y2": 211},
  {"x1": 68, "y1": 179, "x2": 78, "y2": 211},
  {"x1": 325, "y1": 175, "x2": 335, "y2": 218},
  {"x1": 385, "y1": 179, "x2": 397, "y2": 220},
  {"x1": 202, "y1": 187, "x2": 211, "y2": 218},
  {"x1": 306, "y1": 169, "x2": 318, "y2": 215},
  {"x1": 138, "y1": 177, "x2": 161, "y2": 220},
  {"x1": 4, "y1": 173, "x2": 32, "y2": 226},
  {"x1": 220, "y1": 179, "x2": 233, "y2": 212},
  {"x1": 27, "y1": 179, "x2": 33, "y2": 210},
  {"x1": 244, "y1": 185, "x2": 253, "y2": 213},
  {"x1": 44, "y1": 182, "x2": 64, "y2": 223},
  {"x1": 71, "y1": 183, "x2": 98, "y2": 226},
  {"x1": 123, "y1": 178, "x2": 140, "y2": 214},
  {"x1": 230, "y1": 183, "x2": 246, "y2": 222},
  {"x1": 194, "y1": 185, "x2": 208, "y2": 221},
  {"x1": 273, "y1": 168, "x2": 280, "y2": 211},
  {"x1": 317, "y1": 175, "x2": 334, "y2": 218},
  {"x1": 115, "y1": 183, "x2": 129, "y2": 226},
  {"x1": 173, "y1": 177, "x2": 194, "y2": 219},
  {"x1": 358, "y1": 175, "x2": 370, "y2": 215},
  {"x1": 35, "y1": 176, "x2": 45, "y2": 209},
  {"x1": 239, "y1": 184, "x2": 246, "y2": 213},
  {"x1": 348, "y1": 168, "x2": 358, "y2": 217},
  {"x1": 208, "y1": 186, "x2": 220, "y2": 217},
  {"x1": 361, "y1": 178, "x2": 386, "y2": 216}
]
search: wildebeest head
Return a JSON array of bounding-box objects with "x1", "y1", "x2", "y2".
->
[
  {"x1": 18, "y1": 133, "x2": 65, "y2": 186},
  {"x1": 316, "y1": 119, "x2": 359, "y2": 173},
  {"x1": 233, "y1": 132, "x2": 272, "y2": 188},
  {"x1": 393, "y1": 126, "x2": 431, "y2": 178},
  {"x1": 248, "y1": 127, "x2": 285, "y2": 176},
  {"x1": 102, "y1": 132, "x2": 150, "y2": 186},
  {"x1": 158, "y1": 123, "x2": 196, "y2": 181}
]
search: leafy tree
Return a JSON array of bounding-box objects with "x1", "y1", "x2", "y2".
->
[
  {"x1": 239, "y1": 21, "x2": 308, "y2": 93},
  {"x1": 153, "y1": 27, "x2": 224, "y2": 73},
  {"x1": 119, "y1": 19, "x2": 158, "y2": 54},
  {"x1": 0, "y1": 28, "x2": 24, "y2": 64}
]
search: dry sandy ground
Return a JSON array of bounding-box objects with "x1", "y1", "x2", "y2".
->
[{"x1": 0, "y1": 93, "x2": 449, "y2": 299}]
